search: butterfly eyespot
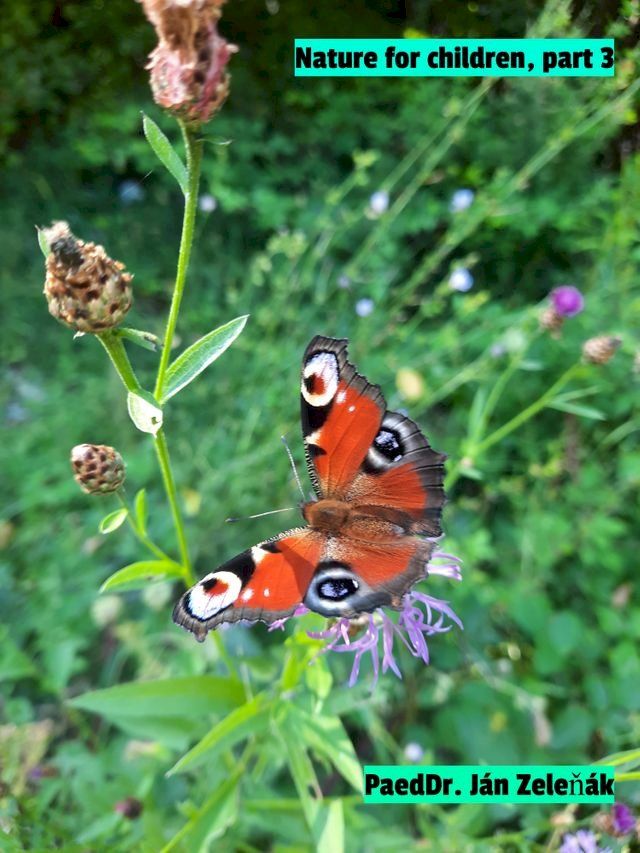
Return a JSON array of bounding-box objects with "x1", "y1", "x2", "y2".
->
[
  {"x1": 317, "y1": 577, "x2": 359, "y2": 600},
  {"x1": 374, "y1": 429, "x2": 403, "y2": 461},
  {"x1": 301, "y1": 351, "x2": 339, "y2": 407},
  {"x1": 185, "y1": 570, "x2": 242, "y2": 621}
]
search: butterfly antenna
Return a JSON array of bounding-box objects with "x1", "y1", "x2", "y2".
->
[
  {"x1": 226, "y1": 507, "x2": 295, "y2": 523},
  {"x1": 281, "y1": 434, "x2": 306, "y2": 500}
]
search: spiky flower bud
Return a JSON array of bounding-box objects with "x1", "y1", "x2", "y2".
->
[
  {"x1": 71, "y1": 444, "x2": 126, "y2": 495},
  {"x1": 138, "y1": 0, "x2": 237, "y2": 125},
  {"x1": 582, "y1": 335, "x2": 622, "y2": 365},
  {"x1": 539, "y1": 306, "x2": 564, "y2": 335},
  {"x1": 43, "y1": 222, "x2": 132, "y2": 333}
]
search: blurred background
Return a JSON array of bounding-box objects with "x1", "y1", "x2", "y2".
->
[{"x1": 1, "y1": 0, "x2": 639, "y2": 849}]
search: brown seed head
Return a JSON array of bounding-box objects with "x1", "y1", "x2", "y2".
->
[
  {"x1": 43, "y1": 222, "x2": 133, "y2": 333},
  {"x1": 582, "y1": 335, "x2": 622, "y2": 365},
  {"x1": 539, "y1": 306, "x2": 564, "y2": 336},
  {"x1": 71, "y1": 444, "x2": 126, "y2": 495}
]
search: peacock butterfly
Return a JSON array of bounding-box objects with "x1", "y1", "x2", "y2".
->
[{"x1": 173, "y1": 336, "x2": 446, "y2": 641}]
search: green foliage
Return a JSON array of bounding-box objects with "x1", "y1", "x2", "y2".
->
[{"x1": 2, "y1": 0, "x2": 640, "y2": 850}]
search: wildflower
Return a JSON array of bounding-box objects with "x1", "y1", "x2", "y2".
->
[
  {"x1": 611, "y1": 803, "x2": 636, "y2": 836},
  {"x1": 449, "y1": 268, "x2": 474, "y2": 292},
  {"x1": 450, "y1": 188, "x2": 474, "y2": 213},
  {"x1": 114, "y1": 797, "x2": 143, "y2": 820},
  {"x1": 42, "y1": 222, "x2": 133, "y2": 333},
  {"x1": 582, "y1": 335, "x2": 622, "y2": 365},
  {"x1": 368, "y1": 190, "x2": 389, "y2": 217},
  {"x1": 91, "y1": 595, "x2": 124, "y2": 627},
  {"x1": 490, "y1": 342, "x2": 506, "y2": 358},
  {"x1": 337, "y1": 274, "x2": 351, "y2": 290},
  {"x1": 404, "y1": 742, "x2": 424, "y2": 763},
  {"x1": 118, "y1": 180, "x2": 145, "y2": 205},
  {"x1": 137, "y1": 0, "x2": 237, "y2": 125},
  {"x1": 539, "y1": 305, "x2": 564, "y2": 335},
  {"x1": 71, "y1": 444, "x2": 126, "y2": 495},
  {"x1": 355, "y1": 297, "x2": 375, "y2": 317},
  {"x1": 198, "y1": 193, "x2": 217, "y2": 212},
  {"x1": 559, "y1": 829, "x2": 610, "y2": 853},
  {"x1": 552, "y1": 285, "x2": 584, "y2": 318}
]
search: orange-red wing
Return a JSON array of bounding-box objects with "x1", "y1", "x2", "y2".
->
[
  {"x1": 173, "y1": 528, "x2": 324, "y2": 641},
  {"x1": 300, "y1": 336, "x2": 385, "y2": 498}
]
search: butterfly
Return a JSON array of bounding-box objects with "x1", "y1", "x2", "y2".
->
[{"x1": 173, "y1": 336, "x2": 446, "y2": 641}]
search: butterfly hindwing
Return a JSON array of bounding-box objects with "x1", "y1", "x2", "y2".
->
[
  {"x1": 301, "y1": 337, "x2": 445, "y2": 535},
  {"x1": 173, "y1": 528, "x2": 324, "y2": 640}
]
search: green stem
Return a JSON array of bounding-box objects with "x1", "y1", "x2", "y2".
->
[
  {"x1": 154, "y1": 124, "x2": 204, "y2": 401},
  {"x1": 446, "y1": 362, "x2": 581, "y2": 490},
  {"x1": 154, "y1": 429, "x2": 193, "y2": 584},
  {"x1": 98, "y1": 331, "x2": 142, "y2": 392},
  {"x1": 116, "y1": 492, "x2": 174, "y2": 564}
]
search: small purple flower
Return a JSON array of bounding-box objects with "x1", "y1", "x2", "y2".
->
[
  {"x1": 118, "y1": 179, "x2": 145, "y2": 205},
  {"x1": 368, "y1": 190, "x2": 389, "y2": 217},
  {"x1": 611, "y1": 803, "x2": 635, "y2": 835},
  {"x1": 355, "y1": 297, "x2": 375, "y2": 317},
  {"x1": 198, "y1": 193, "x2": 217, "y2": 213},
  {"x1": 404, "y1": 742, "x2": 425, "y2": 763},
  {"x1": 449, "y1": 268, "x2": 474, "y2": 292},
  {"x1": 551, "y1": 285, "x2": 584, "y2": 318},
  {"x1": 450, "y1": 188, "x2": 475, "y2": 213},
  {"x1": 560, "y1": 830, "x2": 610, "y2": 853}
]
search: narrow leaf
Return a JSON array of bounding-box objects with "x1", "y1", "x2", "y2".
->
[
  {"x1": 168, "y1": 694, "x2": 270, "y2": 775},
  {"x1": 118, "y1": 327, "x2": 162, "y2": 352},
  {"x1": 162, "y1": 770, "x2": 241, "y2": 853},
  {"x1": 99, "y1": 508, "x2": 128, "y2": 534},
  {"x1": 162, "y1": 315, "x2": 248, "y2": 403},
  {"x1": 134, "y1": 488, "x2": 147, "y2": 535},
  {"x1": 36, "y1": 226, "x2": 49, "y2": 258},
  {"x1": 293, "y1": 710, "x2": 363, "y2": 793},
  {"x1": 315, "y1": 800, "x2": 345, "y2": 853},
  {"x1": 100, "y1": 559, "x2": 182, "y2": 592},
  {"x1": 69, "y1": 676, "x2": 246, "y2": 719},
  {"x1": 143, "y1": 114, "x2": 188, "y2": 194},
  {"x1": 548, "y1": 400, "x2": 606, "y2": 420},
  {"x1": 127, "y1": 390, "x2": 163, "y2": 435}
]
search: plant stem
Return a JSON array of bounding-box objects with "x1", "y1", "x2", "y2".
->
[
  {"x1": 116, "y1": 492, "x2": 174, "y2": 564},
  {"x1": 446, "y1": 362, "x2": 581, "y2": 490},
  {"x1": 154, "y1": 429, "x2": 193, "y2": 584},
  {"x1": 98, "y1": 331, "x2": 142, "y2": 392},
  {"x1": 154, "y1": 123, "x2": 204, "y2": 401}
]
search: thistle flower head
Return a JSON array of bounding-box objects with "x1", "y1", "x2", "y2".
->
[
  {"x1": 611, "y1": 803, "x2": 636, "y2": 836},
  {"x1": 138, "y1": 0, "x2": 237, "y2": 125},
  {"x1": 272, "y1": 551, "x2": 462, "y2": 687},
  {"x1": 582, "y1": 335, "x2": 622, "y2": 365},
  {"x1": 71, "y1": 444, "x2": 126, "y2": 495},
  {"x1": 552, "y1": 285, "x2": 585, "y2": 318},
  {"x1": 42, "y1": 222, "x2": 132, "y2": 333}
]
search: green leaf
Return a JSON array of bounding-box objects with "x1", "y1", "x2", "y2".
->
[
  {"x1": 142, "y1": 114, "x2": 188, "y2": 194},
  {"x1": 162, "y1": 772, "x2": 241, "y2": 853},
  {"x1": 69, "y1": 676, "x2": 246, "y2": 720},
  {"x1": 168, "y1": 694, "x2": 271, "y2": 775},
  {"x1": 118, "y1": 327, "x2": 162, "y2": 352},
  {"x1": 98, "y1": 507, "x2": 128, "y2": 534},
  {"x1": 315, "y1": 799, "x2": 345, "y2": 853},
  {"x1": 100, "y1": 559, "x2": 182, "y2": 592},
  {"x1": 548, "y1": 399, "x2": 606, "y2": 420},
  {"x1": 292, "y1": 709, "x2": 362, "y2": 792},
  {"x1": 36, "y1": 226, "x2": 49, "y2": 258},
  {"x1": 127, "y1": 390, "x2": 163, "y2": 435},
  {"x1": 162, "y1": 315, "x2": 248, "y2": 403},
  {"x1": 134, "y1": 488, "x2": 147, "y2": 535}
]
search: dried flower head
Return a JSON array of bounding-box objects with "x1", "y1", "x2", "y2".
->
[
  {"x1": 582, "y1": 335, "x2": 622, "y2": 365},
  {"x1": 43, "y1": 222, "x2": 132, "y2": 333},
  {"x1": 539, "y1": 305, "x2": 564, "y2": 336},
  {"x1": 138, "y1": 0, "x2": 237, "y2": 124},
  {"x1": 71, "y1": 444, "x2": 126, "y2": 495},
  {"x1": 114, "y1": 797, "x2": 143, "y2": 820}
]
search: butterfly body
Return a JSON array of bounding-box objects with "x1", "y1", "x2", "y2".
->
[{"x1": 173, "y1": 336, "x2": 446, "y2": 641}]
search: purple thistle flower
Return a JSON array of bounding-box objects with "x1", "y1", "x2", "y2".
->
[
  {"x1": 560, "y1": 830, "x2": 611, "y2": 853},
  {"x1": 611, "y1": 802, "x2": 635, "y2": 836},
  {"x1": 551, "y1": 285, "x2": 585, "y2": 318}
]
